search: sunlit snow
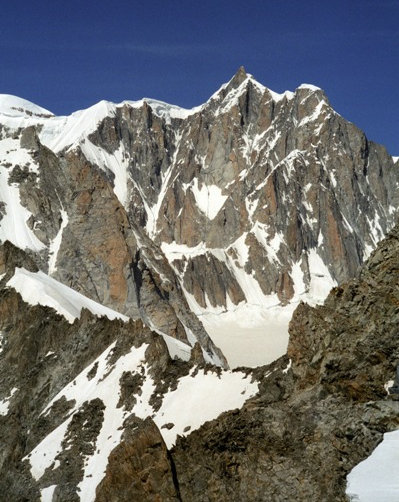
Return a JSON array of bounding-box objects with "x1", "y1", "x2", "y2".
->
[
  {"x1": 48, "y1": 209, "x2": 68, "y2": 274},
  {"x1": 25, "y1": 340, "x2": 258, "y2": 501},
  {"x1": 0, "y1": 387, "x2": 18, "y2": 416},
  {"x1": 346, "y1": 430, "x2": 399, "y2": 501},
  {"x1": 0, "y1": 140, "x2": 45, "y2": 251},
  {"x1": 7, "y1": 268, "x2": 128, "y2": 323},
  {"x1": 190, "y1": 178, "x2": 228, "y2": 220}
]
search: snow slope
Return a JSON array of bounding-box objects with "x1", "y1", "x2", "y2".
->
[
  {"x1": 25, "y1": 340, "x2": 259, "y2": 502},
  {"x1": 7, "y1": 267, "x2": 128, "y2": 323},
  {"x1": 0, "y1": 138, "x2": 45, "y2": 251},
  {"x1": 0, "y1": 94, "x2": 53, "y2": 118},
  {"x1": 6, "y1": 267, "x2": 193, "y2": 362},
  {"x1": 346, "y1": 430, "x2": 399, "y2": 501}
]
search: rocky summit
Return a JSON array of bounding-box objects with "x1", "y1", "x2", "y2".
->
[{"x1": 0, "y1": 69, "x2": 398, "y2": 500}]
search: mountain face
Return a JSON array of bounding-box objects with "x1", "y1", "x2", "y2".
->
[
  {"x1": 2, "y1": 198, "x2": 399, "y2": 501},
  {"x1": 0, "y1": 69, "x2": 399, "y2": 500},
  {"x1": 0, "y1": 68, "x2": 398, "y2": 368}
]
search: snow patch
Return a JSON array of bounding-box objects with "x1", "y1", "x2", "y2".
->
[
  {"x1": 0, "y1": 161, "x2": 45, "y2": 251},
  {"x1": 48, "y1": 209, "x2": 68, "y2": 274},
  {"x1": 251, "y1": 222, "x2": 283, "y2": 264},
  {"x1": 40, "y1": 485, "x2": 57, "y2": 502},
  {"x1": 346, "y1": 430, "x2": 399, "y2": 501},
  {"x1": 146, "y1": 132, "x2": 182, "y2": 237},
  {"x1": 80, "y1": 142, "x2": 129, "y2": 207},
  {"x1": 190, "y1": 178, "x2": 227, "y2": 220},
  {"x1": 384, "y1": 380, "x2": 394, "y2": 394},
  {"x1": 26, "y1": 338, "x2": 258, "y2": 499},
  {"x1": 154, "y1": 368, "x2": 259, "y2": 448},
  {"x1": 0, "y1": 387, "x2": 18, "y2": 416},
  {"x1": 7, "y1": 268, "x2": 128, "y2": 323},
  {"x1": 307, "y1": 249, "x2": 337, "y2": 303},
  {"x1": 160, "y1": 333, "x2": 192, "y2": 362},
  {"x1": 298, "y1": 100, "x2": 326, "y2": 128},
  {"x1": 291, "y1": 261, "x2": 306, "y2": 298}
]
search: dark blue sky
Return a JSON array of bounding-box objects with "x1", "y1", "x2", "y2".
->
[{"x1": 1, "y1": 0, "x2": 398, "y2": 154}]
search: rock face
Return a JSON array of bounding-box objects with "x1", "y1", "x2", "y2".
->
[
  {"x1": 168, "y1": 223, "x2": 399, "y2": 501},
  {"x1": 95, "y1": 417, "x2": 180, "y2": 502},
  {"x1": 0, "y1": 69, "x2": 398, "y2": 368},
  {"x1": 1, "y1": 72, "x2": 399, "y2": 500}
]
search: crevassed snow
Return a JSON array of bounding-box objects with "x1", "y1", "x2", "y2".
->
[
  {"x1": 190, "y1": 178, "x2": 228, "y2": 220},
  {"x1": 346, "y1": 430, "x2": 399, "y2": 501},
  {"x1": 0, "y1": 387, "x2": 18, "y2": 416},
  {"x1": 0, "y1": 163, "x2": 45, "y2": 251},
  {"x1": 7, "y1": 268, "x2": 128, "y2": 323},
  {"x1": 48, "y1": 209, "x2": 68, "y2": 274}
]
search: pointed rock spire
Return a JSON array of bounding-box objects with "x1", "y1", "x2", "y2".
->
[{"x1": 230, "y1": 66, "x2": 248, "y2": 87}]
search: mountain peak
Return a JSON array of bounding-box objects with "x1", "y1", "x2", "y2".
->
[
  {"x1": 0, "y1": 94, "x2": 53, "y2": 117},
  {"x1": 228, "y1": 66, "x2": 248, "y2": 88}
]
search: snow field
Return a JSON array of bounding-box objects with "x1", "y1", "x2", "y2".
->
[{"x1": 25, "y1": 340, "x2": 258, "y2": 501}]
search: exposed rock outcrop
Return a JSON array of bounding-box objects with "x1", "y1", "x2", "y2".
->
[
  {"x1": 95, "y1": 417, "x2": 180, "y2": 502},
  {"x1": 168, "y1": 224, "x2": 399, "y2": 501}
]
